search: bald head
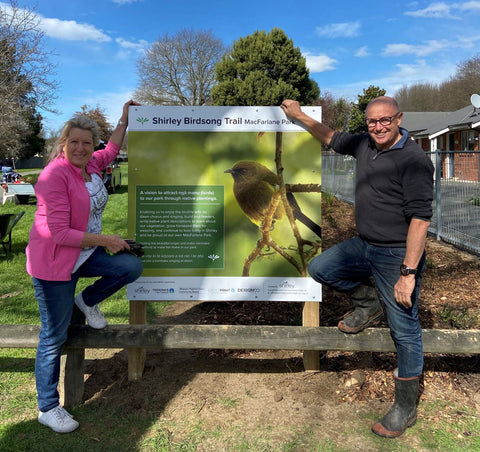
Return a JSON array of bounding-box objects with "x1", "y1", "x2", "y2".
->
[
  {"x1": 366, "y1": 96, "x2": 400, "y2": 115},
  {"x1": 365, "y1": 96, "x2": 403, "y2": 150}
]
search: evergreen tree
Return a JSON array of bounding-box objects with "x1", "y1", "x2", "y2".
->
[
  {"x1": 211, "y1": 28, "x2": 319, "y2": 106},
  {"x1": 348, "y1": 85, "x2": 386, "y2": 134},
  {"x1": 18, "y1": 105, "x2": 45, "y2": 159}
]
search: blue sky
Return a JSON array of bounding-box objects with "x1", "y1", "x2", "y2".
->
[{"x1": 4, "y1": 0, "x2": 480, "y2": 133}]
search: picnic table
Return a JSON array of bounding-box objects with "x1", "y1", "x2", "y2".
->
[{"x1": 1, "y1": 183, "x2": 36, "y2": 205}]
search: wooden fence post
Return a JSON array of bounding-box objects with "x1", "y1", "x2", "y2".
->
[
  {"x1": 128, "y1": 300, "x2": 147, "y2": 381},
  {"x1": 302, "y1": 301, "x2": 320, "y2": 371},
  {"x1": 60, "y1": 306, "x2": 86, "y2": 408}
]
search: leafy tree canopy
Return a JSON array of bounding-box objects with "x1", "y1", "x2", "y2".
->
[
  {"x1": 211, "y1": 28, "x2": 319, "y2": 106},
  {"x1": 75, "y1": 104, "x2": 113, "y2": 145}
]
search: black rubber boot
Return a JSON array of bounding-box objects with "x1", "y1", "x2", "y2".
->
[
  {"x1": 338, "y1": 284, "x2": 383, "y2": 334},
  {"x1": 371, "y1": 372, "x2": 419, "y2": 438}
]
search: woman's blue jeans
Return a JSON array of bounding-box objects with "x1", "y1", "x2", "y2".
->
[
  {"x1": 308, "y1": 236, "x2": 426, "y2": 379},
  {"x1": 34, "y1": 247, "x2": 143, "y2": 412}
]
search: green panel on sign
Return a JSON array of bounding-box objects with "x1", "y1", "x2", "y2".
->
[{"x1": 136, "y1": 185, "x2": 224, "y2": 269}]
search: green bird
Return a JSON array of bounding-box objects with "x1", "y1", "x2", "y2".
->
[{"x1": 224, "y1": 160, "x2": 321, "y2": 237}]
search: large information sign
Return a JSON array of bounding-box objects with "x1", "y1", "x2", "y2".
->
[{"x1": 126, "y1": 106, "x2": 323, "y2": 302}]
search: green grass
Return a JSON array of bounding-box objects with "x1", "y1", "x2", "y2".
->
[{"x1": 1, "y1": 164, "x2": 480, "y2": 451}]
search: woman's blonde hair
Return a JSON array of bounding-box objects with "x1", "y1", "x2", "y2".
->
[{"x1": 49, "y1": 116, "x2": 100, "y2": 162}]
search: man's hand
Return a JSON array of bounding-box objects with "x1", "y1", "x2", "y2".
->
[
  {"x1": 394, "y1": 276, "x2": 415, "y2": 308},
  {"x1": 280, "y1": 99, "x2": 335, "y2": 146},
  {"x1": 280, "y1": 99, "x2": 303, "y2": 120}
]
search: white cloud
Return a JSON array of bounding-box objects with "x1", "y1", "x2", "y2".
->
[
  {"x1": 0, "y1": 2, "x2": 111, "y2": 42},
  {"x1": 455, "y1": 33, "x2": 480, "y2": 49},
  {"x1": 115, "y1": 37, "x2": 149, "y2": 60},
  {"x1": 40, "y1": 18, "x2": 111, "y2": 42},
  {"x1": 382, "y1": 59, "x2": 457, "y2": 92},
  {"x1": 315, "y1": 22, "x2": 360, "y2": 38},
  {"x1": 405, "y1": 1, "x2": 480, "y2": 19},
  {"x1": 304, "y1": 52, "x2": 338, "y2": 72},
  {"x1": 320, "y1": 58, "x2": 458, "y2": 101},
  {"x1": 459, "y1": 1, "x2": 480, "y2": 11},
  {"x1": 383, "y1": 34, "x2": 480, "y2": 56},
  {"x1": 405, "y1": 2, "x2": 459, "y2": 19},
  {"x1": 382, "y1": 39, "x2": 451, "y2": 57},
  {"x1": 116, "y1": 37, "x2": 149, "y2": 52},
  {"x1": 355, "y1": 46, "x2": 370, "y2": 57}
]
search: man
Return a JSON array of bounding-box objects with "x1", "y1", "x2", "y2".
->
[{"x1": 280, "y1": 97, "x2": 434, "y2": 438}]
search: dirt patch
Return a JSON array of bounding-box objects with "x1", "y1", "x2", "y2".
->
[{"x1": 81, "y1": 198, "x2": 480, "y2": 449}]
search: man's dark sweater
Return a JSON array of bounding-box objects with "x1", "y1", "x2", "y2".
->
[{"x1": 329, "y1": 128, "x2": 434, "y2": 247}]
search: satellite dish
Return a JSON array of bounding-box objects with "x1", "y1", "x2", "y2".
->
[{"x1": 471, "y1": 94, "x2": 480, "y2": 109}]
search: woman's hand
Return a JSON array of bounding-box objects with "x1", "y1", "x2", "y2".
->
[
  {"x1": 109, "y1": 100, "x2": 141, "y2": 146},
  {"x1": 118, "y1": 100, "x2": 141, "y2": 126},
  {"x1": 81, "y1": 232, "x2": 129, "y2": 254},
  {"x1": 102, "y1": 235, "x2": 130, "y2": 254}
]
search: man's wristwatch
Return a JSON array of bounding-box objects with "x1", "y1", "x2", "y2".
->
[{"x1": 400, "y1": 264, "x2": 417, "y2": 276}]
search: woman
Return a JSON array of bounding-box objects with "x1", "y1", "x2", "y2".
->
[{"x1": 26, "y1": 100, "x2": 143, "y2": 433}]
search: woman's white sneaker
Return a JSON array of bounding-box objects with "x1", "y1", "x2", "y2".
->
[
  {"x1": 38, "y1": 406, "x2": 79, "y2": 433},
  {"x1": 74, "y1": 293, "x2": 108, "y2": 329}
]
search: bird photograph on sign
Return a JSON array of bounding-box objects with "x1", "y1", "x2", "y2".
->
[
  {"x1": 225, "y1": 160, "x2": 322, "y2": 238},
  {"x1": 223, "y1": 131, "x2": 322, "y2": 278}
]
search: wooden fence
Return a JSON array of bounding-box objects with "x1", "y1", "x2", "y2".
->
[{"x1": 1, "y1": 301, "x2": 479, "y2": 408}]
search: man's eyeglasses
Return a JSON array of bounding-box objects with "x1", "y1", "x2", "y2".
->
[{"x1": 365, "y1": 112, "x2": 400, "y2": 128}]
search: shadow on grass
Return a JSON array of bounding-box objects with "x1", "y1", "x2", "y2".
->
[{"x1": 1, "y1": 300, "x2": 479, "y2": 451}]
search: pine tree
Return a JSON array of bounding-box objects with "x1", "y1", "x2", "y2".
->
[{"x1": 211, "y1": 28, "x2": 319, "y2": 106}]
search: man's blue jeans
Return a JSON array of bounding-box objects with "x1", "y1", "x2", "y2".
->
[
  {"x1": 308, "y1": 236, "x2": 425, "y2": 379},
  {"x1": 33, "y1": 247, "x2": 143, "y2": 412}
]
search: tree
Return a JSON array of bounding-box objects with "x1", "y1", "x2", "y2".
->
[
  {"x1": 395, "y1": 53, "x2": 480, "y2": 111},
  {"x1": 395, "y1": 83, "x2": 441, "y2": 111},
  {"x1": 135, "y1": 29, "x2": 227, "y2": 106},
  {"x1": 439, "y1": 54, "x2": 480, "y2": 109},
  {"x1": 18, "y1": 104, "x2": 45, "y2": 159},
  {"x1": 0, "y1": 0, "x2": 57, "y2": 159},
  {"x1": 348, "y1": 85, "x2": 386, "y2": 134},
  {"x1": 76, "y1": 104, "x2": 113, "y2": 144},
  {"x1": 210, "y1": 28, "x2": 319, "y2": 106},
  {"x1": 315, "y1": 90, "x2": 352, "y2": 132}
]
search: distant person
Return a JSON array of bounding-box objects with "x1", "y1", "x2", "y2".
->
[
  {"x1": 1, "y1": 157, "x2": 13, "y2": 173},
  {"x1": 26, "y1": 100, "x2": 143, "y2": 433},
  {"x1": 1, "y1": 157, "x2": 14, "y2": 182},
  {"x1": 281, "y1": 96, "x2": 434, "y2": 438}
]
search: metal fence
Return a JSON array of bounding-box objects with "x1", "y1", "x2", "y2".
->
[{"x1": 322, "y1": 151, "x2": 480, "y2": 256}]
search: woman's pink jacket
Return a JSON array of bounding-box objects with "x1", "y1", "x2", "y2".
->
[{"x1": 26, "y1": 142, "x2": 120, "y2": 281}]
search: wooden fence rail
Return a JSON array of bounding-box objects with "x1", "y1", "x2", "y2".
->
[
  {"x1": 2, "y1": 324, "x2": 480, "y2": 354},
  {"x1": 2, "y1": 323, "x2": 479, "y2": 408}
]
